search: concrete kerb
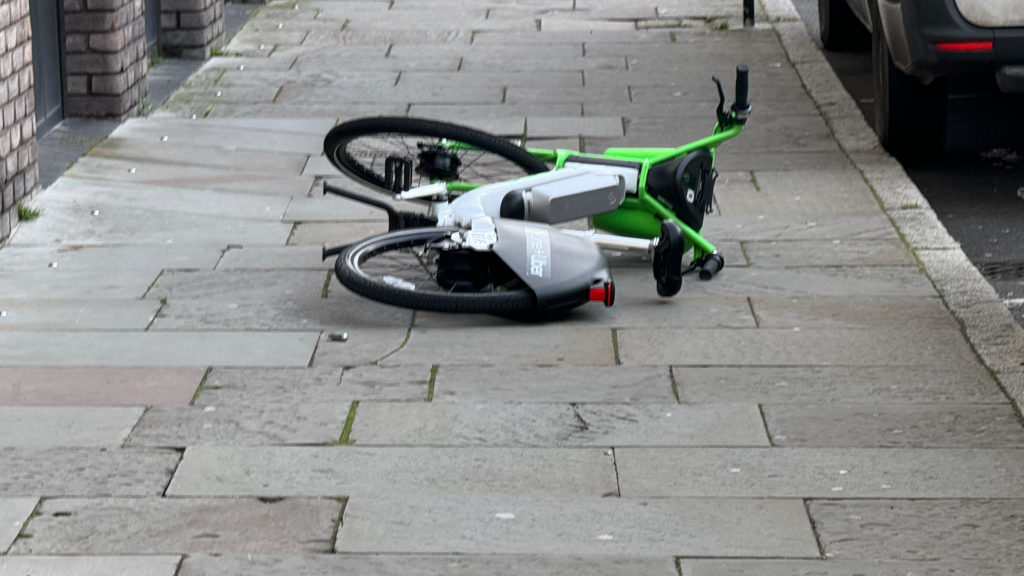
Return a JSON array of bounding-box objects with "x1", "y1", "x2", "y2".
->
[{"x1": 762, "y1": 0, "x2": 1024, "y2": 412}]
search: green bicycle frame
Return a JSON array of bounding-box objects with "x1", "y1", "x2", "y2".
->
[{"x1": 525, "y1": 121, "x2": 745, "y2": 260}]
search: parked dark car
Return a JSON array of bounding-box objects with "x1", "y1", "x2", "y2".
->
[{"x1": 819, "y1": 0, "x2": 1024, "y2": 158}]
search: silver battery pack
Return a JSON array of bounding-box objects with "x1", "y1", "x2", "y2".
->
[{"x1": 521, "y1": 170, "x2": 625, "y2": 224}]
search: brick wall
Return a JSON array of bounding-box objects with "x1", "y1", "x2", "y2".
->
[
  {"x1": 162, "y1": 0, "x2": 224, "y2": 59},
  {"x1": 0, "y1": 0, "x2": 39, "y2": 243},
  {"x1": 63, "y1": 0, "x2": 148, "y2": 118}
]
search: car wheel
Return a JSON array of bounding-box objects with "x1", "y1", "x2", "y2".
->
[
  {"x1": 819, "y1": 0, "x2": 870, "y2": 50},
  {"x1": 871, "y1": 7, "x2": 947, "y2": 160}
]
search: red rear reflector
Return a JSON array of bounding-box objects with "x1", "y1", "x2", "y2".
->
[
  {"x1": 936, "y1": 41, "x2": 993, "y2": 52},
  {"x1": 590, "y1": 282, "x2": 615, "y2": 307}
]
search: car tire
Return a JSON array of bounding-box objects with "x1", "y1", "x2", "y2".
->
[
  {"x1": 819, "y1": 0, "x2": 870, "y2": 50},
  {"x1": 871, "y1": 5, "x2": 947, "y2": 160}
]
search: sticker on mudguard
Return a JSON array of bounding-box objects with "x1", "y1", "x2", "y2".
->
[{"x1": 525, "y1": 227, "x2": 551, "y2": 279}]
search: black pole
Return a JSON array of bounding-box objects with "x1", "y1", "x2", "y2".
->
[{"x1": 743, "y1": 0, "x2": 755, "y2": 27}]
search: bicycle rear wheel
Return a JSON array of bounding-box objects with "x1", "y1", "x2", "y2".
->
[
  {"x1": 335, "y1": 227, "x2": 537, "y2": 314},
  {"x1": 324, "y1": 117, "x2": 549, "y2": 199}
]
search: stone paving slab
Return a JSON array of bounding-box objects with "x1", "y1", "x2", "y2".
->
[
  {"x1": 679, "y1": 559, "x2": 1023, "y2": 576},
  {"x1": 32, "y1": 178, "x2": 293, "y2": 221},
  {"x1": 525, "y1": 116, "x2": 624, "y2": 138},
  {"x1": 10, "y1": 498, "x2": 342, "y2": 555},
  {"x1": 198, "y1": 366, "x2": 429, "y2": 408},
  {"x1": 179, "y1": 554, "x2": 676, "y2": 576},
  {"x1": 287, "y1": 221, "x2": 389, "y2": 246},
  {"x1": 717, "y1": 170, "x2": 880, "y2": 218},
  {"x1": 627, "y1": 113, "x2": 836, "y2": 154},
  {"x1": 702, "y1": 213, "x2": 898, "y2": 241},
  {"x1": 619, "y1": 327, "x2": 981, "y2": 367},
  {"x1": 0, "y1": 245, "x2": 222, "y2": 299},
  {"x1": 432, "y1": 365, "x2": 675, "y2": 403},
  {"x1": 109, "y1": 119, "x2": 326, "y2": 154},
  {"x1": 64, "y1": 157, "x2": 315, "y2": 197},
  {"x1": 808, "y1": 499, "x2": 1024, "y2": 560},
  {"x1": 311, "y1": 328, "x2": 414, "y2": 367},
  {"x1": 0, "y1": 332, "x2": 319, "y2": 367},
  {"x1": 743, "y1": 239, "x2": 916, "y2": 267},
  {"x1": 127, "y1": 402, "x2": 352, "y2": 447},
  {"x1": 283, "y1": 192, "x2": 410, "y2": 222},
  {"x1": 0, "y1": 407, "x2": 143, "y2": 449},
  {"x1": 336, "y1": 494, "x2": 818, "y2": 556},
  {"x1": 409, "y1": 103, "x2": 583, "y2": 123},
  {"x1": 1, "y1": 498, "x2": 36, "y2": 553},
  {"x1": 147, "y1": 269, "x2": 328, "y2": 301},
  {"x1": 672, "y1": 365, "x2": 1006, "y2": 404},
  {"x1": 13, "y1": 201, "x2": 290, "y2": 247},
  {"x1": 763, "y1": 404, "x2": 1024, "y2": 447},
  {"x1": 351, "y1": 402, "x2": 768, "y2": 447},
  {"x1": 0, "y1": 449, "x2": 180, "y2": 497},
  {"x1": 382, "y1": 327, "x2": 615, "y2": 366},
  {"x1": 412, "y1": 291, "x2": 755, "y2": 330},
  {"x1": 0, "y1": 299, "x2": 160, "y2": 331},
  {"x1": 89, "y1": 138, "x2": 309, "y2": 175},
  {"x1": 167, "y1": 446, "x2": 617, "y2": 498},
  {"x1": 615, "y1": 447, "x2": 1024, "y2": 498},
  {"x1": 0, "y1": 367, "x2": 202, "y2": 406},
  {"x1": 750, "y1": 296, "x2": 960, "y2": 330},
  {"x1": 338, "y1": 365, "x2": 433, "y2": 399},
  {"x1": 0, "y1": 556, "x2": 182, "y2": 576},
  {"x1": 216, "y1": 246, "x2": 330, "y2": 270}
]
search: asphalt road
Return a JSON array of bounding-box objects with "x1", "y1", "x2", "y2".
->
[{"x1": 791, "y1": 0, "x2": 1024, "y2": 328}]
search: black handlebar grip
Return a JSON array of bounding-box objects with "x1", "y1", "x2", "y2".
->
[
  {"x1": 734, "y1": 65, "x2": 749, "y2": 111},
  {"x1": 698, "y1": 253, "x2": 724, "y2": 281}
]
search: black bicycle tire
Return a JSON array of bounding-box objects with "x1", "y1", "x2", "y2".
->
[
  {"x1": 335, "y1": 227, "x2": 537, "y2": 314},
  {"x1": 324, "y1": 117, "x2": 549, "y2": 199}
]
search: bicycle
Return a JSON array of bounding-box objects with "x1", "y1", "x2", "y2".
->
[{"x1": 320, "y1": 66, "x2": 751, "y2": 316}]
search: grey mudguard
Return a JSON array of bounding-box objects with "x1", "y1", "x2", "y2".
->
[{"x1": 490, "y1": 219, "x2": 613, "y2": 312}]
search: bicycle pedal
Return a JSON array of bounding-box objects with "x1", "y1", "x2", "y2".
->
[{"x1": 653, "y1": 220, "x2": 684, "y2": 297}]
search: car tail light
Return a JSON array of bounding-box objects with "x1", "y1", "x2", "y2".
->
[{"x1": 935, "y1": 41, "x2": 993, "y2": 52}]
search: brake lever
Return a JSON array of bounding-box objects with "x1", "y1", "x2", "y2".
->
[{"x1": 712, "y1": 76, "x2": 730, "y2": 127}]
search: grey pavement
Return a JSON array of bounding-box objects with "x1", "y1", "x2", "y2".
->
[{"x1": 3, "y1": 0, "x2": 1024, "y2": 573}]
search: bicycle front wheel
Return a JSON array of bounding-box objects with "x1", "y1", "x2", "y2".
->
[
  {"x1": 335, "y1": 227, "x2": 537, "y2": 314},
  {"x1": 324, "y1": 117, "x2": 549, "y2": 199}
]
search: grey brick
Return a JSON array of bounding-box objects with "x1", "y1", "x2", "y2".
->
[
  {"x1": 337, "y1": 493, "x2": 819, "y2": 556},
  {"x1": 0, "y1": 332, "x2": 319, "y2": 367},
  {"x1": 742, "y1": 239, "x2": 916, "y2": 267},
  {"x1": 0, "y1": 407, "x2": 143, "y2": 448},
  {"x1": 764, "y1": 404, "x2": 1024, "y2": 447},
  {"x1": 167, "y1": 446, "x2": 617, "y2": 498},
  {"x1": 126, "y1": 402, "x2": 353, "y2": 447},
  {"x1": 0, "y1": 448, "x2": 181, "y2": 497},
  {"x1": 616, "y1": 447, "x2": 1024, "y2": 498},
  {"x1": 679, "y1": 559, "x2": 1023, "y2": 576},
  {"x1": 180, "y1": 554, "x2": 676, "y2": 576},
  {"x1": 809, "y1": 499, "x2": 1024, "y2": 560},
  {"x1": 11, "y1": 498, "x2": 342, "y2": 554},
  {"x1": 434, "y1": 365, "x2": 675, "y2": 403},
  {"x1": 383, "y1": 326, "x2": 615, "y2": 366},
  {"x1": 618, "y1": 327, "x2": 980, "y2": 368},
  {"x1": 351, "y1": 402, "x2": 769, "y2": 447},
  {"x1": 0, "y1": 557, "x2": 182, "y2": 576},
  {"x1": 672, "y1": 365, "x2": 1006, "y2": 404}
]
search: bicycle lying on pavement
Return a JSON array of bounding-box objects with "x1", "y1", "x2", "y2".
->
[{"x1": 320, "y1": 66, "x2": 751, "y2": 316}]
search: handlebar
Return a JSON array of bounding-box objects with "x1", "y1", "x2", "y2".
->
[
  {"x1": 732, "y1": 65, "x2": 750, "y2": 114},
  {"x1": 712, "y1": 65, "x2": 751, "y2": 128}
]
